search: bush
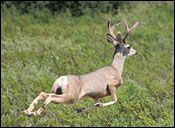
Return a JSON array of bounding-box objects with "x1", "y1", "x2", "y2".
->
[{"x1": 1, "y1": 1, "x2": 127, "y2": 16}]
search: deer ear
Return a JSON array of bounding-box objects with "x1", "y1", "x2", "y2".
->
[
  {"x1": 116, "y1": 32, "x2": 122, "y2": 43},
  {"x1": 107, "y1": 33, "x2": 119, "y2": 45}
]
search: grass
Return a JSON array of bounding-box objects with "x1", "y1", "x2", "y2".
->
[{"x1": 1, "y1": 2, "x2": 174, "y2": 127}]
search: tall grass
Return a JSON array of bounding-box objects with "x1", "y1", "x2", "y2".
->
[{"x1": 1, "y1": 2, "x2": 174, "y2": 127}]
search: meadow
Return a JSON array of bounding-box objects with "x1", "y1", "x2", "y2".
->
[{"x1": 1, "y1": 2, "x2": 174, "y2": 127}]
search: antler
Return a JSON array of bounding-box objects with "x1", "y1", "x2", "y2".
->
[
  {"x1": 123, "y1": 20, "x2": 139, "y2": 43},
  {"x1": 107, "y1": 19, "x2": 121, "y2": 45},
  {"x1": 107, "y1": 19, "x2": 139, "y2": 45}
]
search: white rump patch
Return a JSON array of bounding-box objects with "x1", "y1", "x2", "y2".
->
[{"x1": 53, "y1": 76, "x2": 68, "y2": 90}]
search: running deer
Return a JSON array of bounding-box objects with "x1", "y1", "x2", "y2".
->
[{"x1": 21, "y1": 19, "x2": 139, "y2": 116}]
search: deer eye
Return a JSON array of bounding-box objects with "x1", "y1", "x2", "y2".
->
[{"x1": 127, "y1": 46, "x2": 131, "y2": 49}]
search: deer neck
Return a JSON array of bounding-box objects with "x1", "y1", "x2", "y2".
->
[{"x1": 111, "y1": 52, "x2": 126, "y2": 76}]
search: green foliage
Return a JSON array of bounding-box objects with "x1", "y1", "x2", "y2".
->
[
  {"x1": 1, "y1": 1, "x2": 174, "y2": 127},
  {"x1": 1, "y1": 1, "x2": 126, "y2": 16}
]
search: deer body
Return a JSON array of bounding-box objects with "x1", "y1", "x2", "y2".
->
[
  {"x1": 79, "y1": 66, "x2": 122, "y2": 99},
  {"x1": 21, "y1": 18, "x2": 139, "y2": 116},
  {"x1": 53, "y1": 65, "x2": 122, "y2": 103}
]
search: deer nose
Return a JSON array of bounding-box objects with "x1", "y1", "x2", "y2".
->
[{"x1": 135, "y1": 52, "x2": 138, "y2": 55}]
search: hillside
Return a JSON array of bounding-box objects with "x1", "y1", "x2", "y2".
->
[{"x1": 1, "y1": 2, "x2": 174, "y2": 127}]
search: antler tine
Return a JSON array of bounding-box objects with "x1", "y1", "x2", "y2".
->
[
  {"x1": 107, "y1": 19, "x2": 121, "y2": 37},
  {"x1": 124, "y1": 20, "x2": 130, "y2": 32},
  {"x1": 107, "y1": 19, "x2": 121, "y2": 44},
  {"x1": 123, "y1": 19, "x2": 139, "y2": 41},
  {"x1": 130, "y1": 21, "x2": 139, "y2": 31},
  {"x1": 107, "y1": 19, "x2": 116, "y2": 39},
  {"x1": 111, "y1": 22, "x2": 121, "y2": 32}
]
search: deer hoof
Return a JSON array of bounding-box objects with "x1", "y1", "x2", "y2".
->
[
  {"x1": 27, "y1": 113, "x2": 32, "y2": 117},
  {"x1": 75, "y1": 108, "x2": 86, "y2": 113},
  {"x1": 94, "y1": 103, "x2": 103, "y2": 107}
]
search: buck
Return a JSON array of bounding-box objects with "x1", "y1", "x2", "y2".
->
[{"x1": 21, "y1": 18, "x2": 139, "y2": 116}]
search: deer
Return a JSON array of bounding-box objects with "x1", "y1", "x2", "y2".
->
[{"x1": 21, "y1": 18, "x2": 139, "y2": 116}]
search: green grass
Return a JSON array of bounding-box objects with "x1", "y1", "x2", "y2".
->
[{"x1": 1, "y1": 2, "x2": 174, "y2": 127}]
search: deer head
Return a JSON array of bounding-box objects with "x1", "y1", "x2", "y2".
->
[{"x1": 107, "y1": 19, "x2": 139, "y2": 57}]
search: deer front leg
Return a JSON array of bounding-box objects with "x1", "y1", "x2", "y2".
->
[
  {"x1": 76, "y1": 86, "x2": 117, "y2": 113},
  {"x1": 75, "y1": 97, "x2": 100, "y2": 113},
  {"x1": 21, "y1": 92, "x2": 52, "y2": 115},
  {"x1": 94, "y1": 85, "x2": 117, "y2": 107},
  {"x1": 75, "y1": 98, "x2": 101, "y2": 113}
]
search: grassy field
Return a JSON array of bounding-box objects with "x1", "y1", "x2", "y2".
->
[{"x1": 1, "y1": 2, "x2": 174, "y2": 127}]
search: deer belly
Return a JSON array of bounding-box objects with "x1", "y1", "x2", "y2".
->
[
  {"x1": 84, "y1": 83, "x2": 109, "y2": 97},
  {"x1": 86, "y1": 88, "x2": 110, "y2": 98}
]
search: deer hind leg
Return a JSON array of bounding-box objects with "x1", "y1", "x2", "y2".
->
[
  {"x1": 21, "y1": 92, "x2": 52, "y2": 115},
  {"x1": 30, "y1": 94, "x2": 74, "y2": 116}
]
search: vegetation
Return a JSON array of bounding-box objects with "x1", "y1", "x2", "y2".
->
[
  {"x1": 1, "y1": 1, "x2": 174, "y2": 127},
  {"x1": 1, "y1": 1, "x2": 127, "y2": 16}
]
